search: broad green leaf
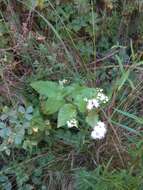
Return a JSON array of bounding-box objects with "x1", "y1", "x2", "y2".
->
[
  {"x1": 41, "y1": 97, "x2": 65, "y2": 115},
  {"x1": 80, "y1": 87, "x2": 97, "y2": 97},
  {"x1": 74, "y1": 95, "x2": 86, "y2": 113},
  {"x1": 65, "y1": 84, "x2": 97, "y2": 99},
  {"x1": 31, "y1": 80, "x2": 63, "y2": 98},
  {"x1": 58, "y1": 104, "x2": 77, "y2": 127},
  {"x1": 64, "y1": 83, "x2": 84, "y2": 97},
  {"x1": 86, "y1": 112, "x2": 99, "y2": 127}
]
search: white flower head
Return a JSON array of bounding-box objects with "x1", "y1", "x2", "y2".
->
[
  {"x1": 67, "y1": 118, "x2": 78, "y2": 128},
  {"x1": 32, "y1": 127, "x2": 38, "y2": 133},
  {"x1": 91, "y1": 121, "x2": 107, "y2": 140},
  {"x1": 96, "y1": 88, "x2": 103, "y2": 92},
  {"x1": 59, "y1": 79, "x2": 68, "y2": 87},
  {"x1": 86, "y1": 99, "x2": 99, "y2": 110},
  {"x1": 96, "y1": 121, "x2": 106, "y2": 128},
  {"x1": 97, "y1": 92, "x2": 109, "y2": 103}
]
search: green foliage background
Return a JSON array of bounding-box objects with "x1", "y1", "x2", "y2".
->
[{"x1": 0, "y1": 0, "x2": 143, "y2": 189}]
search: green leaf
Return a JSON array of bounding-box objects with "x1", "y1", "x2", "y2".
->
[
  {"x1": 41, "y1": 97, "x2": 65, "y2": 115},
  {"x1": 74, "y1": 95, "x2": 86, "y2": 113},
  {"x1": 0, "y1": 122, "x2": 5, "y2": 128},
  {"x1": 64, "y1": 83, "x2": 84, "y2": 97},
  {"x1": 0, "y1": 128, "x2": 11, "y2": 138},
  {"x1": 26, "y1": 0, "x2": 37, "y2": 9},
  {"x1": 58, "y1": 104, "x2": 77, "y2": 128},
  {"x1": 14, "y1": 129, "x2": 25, "y2": 145},
  {"x1": 117, "y1": 70, "x2": 130, "y2": 91},
  {"x1": 86, "y1": 112, "x2": 99, "y2": 127},
  {"x1": 0, "y1": 114, "x2": 8, "y2": 121},
  {"x1": 31, "y1": 80, "x2": 63, "y2": 98},
  {"x1": 0, "y1": 175, "x2": 12, "y2": 190},
  {"x1": 30, "y1": 110, "x2": 45, "y2": 131},
  {"x1": 25, "y1": 113, "x2": 33, "y2": 120},
  {"x1": 65, "y1": 84, "x2": 97, "y2": 113},
  {"x1": 114, "y1": 109, "x2": 143, "y2": 125},
  {"x1": 18, "y1": 106, "x2": 25, "y2": 114},
  {"x1": 26, "y1": 106, "x2": 33, "y2": 114},
  {"x1": 111, "y1": 120, "x2": 141, "y2": 135},
  {"x1": 0, "y1": 21, "x2": 9, "y2": 34},
  {"x1": 65, "y1": 84, "x2": 97, "y2": 99},
  {"x1": 79, "y1": 87, "x2": 97, "y2": 98},
  {"x1": 116, "y1": 55, "x2": 134, "y2": 90}
]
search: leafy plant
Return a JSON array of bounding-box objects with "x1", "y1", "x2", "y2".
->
[
  {"x1": 0, "y1": 105, "x2": 33, "y2": 155},
  {"x1": 31, "y1": 80, "x2": 109, "y2": 130}
]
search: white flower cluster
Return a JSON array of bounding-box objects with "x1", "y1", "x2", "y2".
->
[
  {"x1": 67, "y1": 118, "x2": 78, "y2": 128},
  {"x1": 84, "y1": 89, "x2": 109, "y2": 111},
  {"x1": 91, "y1": 121, "x2": 107, "y2": 140},
  {"x1": 96, "y1": 92, "x2": 109, "y2": 103},
  {"x1": 59, "y1": 79, "x2": 68, "y2": 86},
  {"x1": 84, "y1": 98, "x2": 99, "y2": 110}
]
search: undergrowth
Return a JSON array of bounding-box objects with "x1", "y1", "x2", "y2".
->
[{"x1": 0, "y1": 0, "x2": 143, "y2": 189}]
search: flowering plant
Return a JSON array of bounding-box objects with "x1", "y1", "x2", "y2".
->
[{"x1": 31, "y1": 80, "x2": 109, "y2": 140}]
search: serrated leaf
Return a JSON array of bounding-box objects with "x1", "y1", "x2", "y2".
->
[
  {"x1": 41, "y1": 97, "x2": 65, "y2": 115},
  {"x1": 31, "y1": 80, "x2": 63, "y2": 98},
  {"x1": 58, "y1": 104, "x2": 77, "y2": 127},
  {"x1": 74, "y1": 95, "x2": 86, "y2": 112},
  {"x1": 80, "y1": 87, "x2": 97, "y2": 98},
  {"x1": 86, "y1": 112, "x2": 99, "y2": 127}
]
